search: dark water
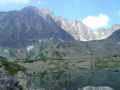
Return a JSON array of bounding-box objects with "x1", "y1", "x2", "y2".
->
[
  {"x1": 23, "y1": 59, "x2": 120, "y2": 90},
  {"x1": 29, "y1": 68, "x2": 120, "y2": 90}
]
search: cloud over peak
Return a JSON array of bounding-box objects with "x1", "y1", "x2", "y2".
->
[{"x1": 82, "y1": 14, "x2": 110, "y2": 29}]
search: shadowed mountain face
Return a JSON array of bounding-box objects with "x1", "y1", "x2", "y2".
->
[
  {"x1": 0, "y1": 6, "x2": 75, "y2": 47},
  {"x1": 107, "y1": 29, "x2": 120, "y2": 42},
  {"x1": 0, "y1": 29, "x2": 119, "y2": 60},
  {"x1": 83, "y1": 29, "x2": 120, "y2": 57}
]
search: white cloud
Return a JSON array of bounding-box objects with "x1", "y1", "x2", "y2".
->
[
  {"x1": 0, "y1": 0, "x2": 29, "y2": 4},
  {"x1": 38, "y1": 0, "x2": 41, "y2": 4},
  {"x1": 82, "y1": 14, "x2": 110, "y2": 29},
  {"x1": 37, "y1": 0, "x2": 46, "y2": 5}
]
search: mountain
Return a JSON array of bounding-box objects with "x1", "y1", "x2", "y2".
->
[
  {"x1": 0, "y1": 29, "x2": 120, "y2": 60},
  {"x1": 106, "y1": 28, "x2": 120, "y2": 42},
  {"x1": 54, "y1": 15, "x2": 120, "y2": 41},
  {"x1": 1, "y1": 6, "x2": 120, "y2": 90},
  {"x1": 0, "y1": 6, "x2": 119, "y2": 46},
  {"x1": 55, "y1": 17, "x2": 95, "y2": 41},
  {"x1": 0, "y1": 6, "x2": 120, "y2": 60},
  {"x1": 86, "y1": 29, "x2": 120, "y2": 57},
  {"x1": 94, "y1": 24, "x2": 120, "y2": 40},
  {"x1": 0, "y1": 6, "x2": 75, "y2": 47}
]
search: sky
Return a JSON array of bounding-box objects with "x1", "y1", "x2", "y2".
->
[{"x1": 0, "y1": 0, "x2": 120, "y2": 30}]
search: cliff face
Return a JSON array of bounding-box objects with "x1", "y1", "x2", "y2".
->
[
  {"x1": 55, "y1": 17, "x2": 120, "y2": 41},
  {"x1": 0, "y1": 6, "x2": 74, "y2": 47},
  {"x1": 55, "y1": 17, "x2": 95, "y2": 41},
  {"x1": 0, "y1": 68, "x2": 23, "y2": 90}
]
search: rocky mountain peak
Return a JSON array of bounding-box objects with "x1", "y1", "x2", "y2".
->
[
  {"x1": 94, "y1": 24, "x2": 120, "y2": 40},
  {"x1": 19, "y1": 6, "x2": 120, "y2": 41},
  {"x1": 0, "y1": 6, "x2": 120, "y2": 44},
  {"x1": 55, "y1": 16, "x2": 95, "y2": 41},
  {"x1": 21, "y1": 6, "x2": 39, "y2": 13},
  {"x1": 21, "y1": 6, "x2": 55, "y2": 19},
  {"x1": 110, "y1": 24, "x2": 120, "y2": 31},
  {"x1": 0, "y1": 6, "x2": 75, "y2": 47},
  {"x1": 39, "y1": 9, "x2": 54, "y2": 16}
]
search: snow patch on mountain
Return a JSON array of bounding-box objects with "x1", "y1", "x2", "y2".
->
[
  {"x1": 3, "y1": 49, "x2": 9, "y2": 53},
  {"x1": 27, "y1": 46, "x2": 34, "y2": 52}
]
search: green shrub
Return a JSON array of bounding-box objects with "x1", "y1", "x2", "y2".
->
[{"x1": 0, "y1": 58, "x2": 26, "y2": 76}]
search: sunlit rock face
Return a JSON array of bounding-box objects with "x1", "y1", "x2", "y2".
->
[
  {"x1": 55, "y1": 16, "x2": 120, "y2": 41},
  {"x1": 78, "y1": 86, "x2": 114, "y2": 90},
  {"x1": 55, "y1": 17, "x2": 95, "y2": 41},
  {"x1": 94, "y1": 24, "x2": 120, "y2": 40}
]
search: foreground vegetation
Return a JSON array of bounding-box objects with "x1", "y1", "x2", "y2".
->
[{"x1": 0, "y1": 56, "x2": 26, "y2": 76}]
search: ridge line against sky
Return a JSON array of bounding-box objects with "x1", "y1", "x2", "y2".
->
[{"x1": 0, "y1": 0, "x2": 120, "y2": 29}]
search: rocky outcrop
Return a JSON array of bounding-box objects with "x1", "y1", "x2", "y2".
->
[
  {"x1": 55, "y1": 17, "x2": 95, "y2": 41},
  {"x1": 94, "y1": 24, "x2": 120, "y2": 40},
  {"x1": 0, "y1": 68, "x2": 23, "y2": 90},
  {"x1": 78, "y1": 86, "x2": 114, "y2": 90}
]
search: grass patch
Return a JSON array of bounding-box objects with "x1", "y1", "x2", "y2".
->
[
  {"x1": 0, "y1": 57, "x2": 26, "y2": 76},
  {"x1": 95, "y1": 60, "x2": 109, "y2": 69}
]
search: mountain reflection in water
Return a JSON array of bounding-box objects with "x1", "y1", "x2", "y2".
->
[{"x1": 19, "y1": 60, "x2": 120, "y2": 90}]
